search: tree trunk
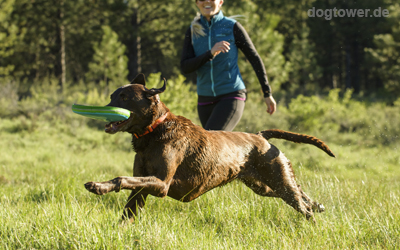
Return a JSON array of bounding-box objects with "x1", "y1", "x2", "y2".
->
[
  {"x1": 352, "y1": 40, "x2": 360, "y2": 93},
  {"x1": 345, "y1": 42, "x2": 352, "y2": 90},
  {"x1": 128, "y1": 7, "x2": 141, "y2": 81},
  {"x1": 59, "y1": 0, "x2": 66, "y2": 90}
]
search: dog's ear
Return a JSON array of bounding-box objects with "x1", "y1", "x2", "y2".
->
[
  {"x1": 144, "y1": 78, "x2": 167, "y2": 97},
  {"x1": 131, "y1": 73, "x2": 146, "y2": 86}
]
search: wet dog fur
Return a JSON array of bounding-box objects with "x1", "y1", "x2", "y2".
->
[{"x1": 84, "y1": 74, "x2": 335, "y2": 223}]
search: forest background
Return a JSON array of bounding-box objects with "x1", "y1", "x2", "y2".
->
[
  {"x1": 1, "y1": 0, "x2": 399, "y2": 97},
  {"x1": 1, "y1": 0, "x2": 400, "y2": 249}
]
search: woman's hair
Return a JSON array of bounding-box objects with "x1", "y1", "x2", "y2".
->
[
  {"x1": 191, "y1": 13, "x2": 206, "y2": 39},
  {"x1": 191, "y1": 12, "x2": 244, "y2": 39}
]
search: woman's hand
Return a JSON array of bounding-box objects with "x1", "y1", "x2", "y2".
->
[
  {"x1": 264, "y1": 96, "x2": 277, "y2": 115},
  {"x1": 211, "y1": 41, "x2": 230, "y2": 57}
]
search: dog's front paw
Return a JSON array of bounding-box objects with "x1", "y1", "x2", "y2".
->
[
  {"x1": 84, "y1": 182, "x2": 110, "y2": 195},
  {"x1": 85, "y1": 178, "x2": 122, "y2": 195}
]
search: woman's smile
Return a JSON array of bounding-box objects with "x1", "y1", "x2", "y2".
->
[{"x1": 196, "y1": 0, "x2": 224, "y2": 21}]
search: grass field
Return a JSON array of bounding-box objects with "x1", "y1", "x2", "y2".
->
[
  {"x1": 1, "y1": 81, "x2": 400, "y2": 249},
  {"x1": 1, "y1": 116, "x2": 399, "y2": 249}
]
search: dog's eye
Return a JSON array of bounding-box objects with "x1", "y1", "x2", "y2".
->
[{"x1": 120, "y1": 94, "x2": 128, "y2": 101}]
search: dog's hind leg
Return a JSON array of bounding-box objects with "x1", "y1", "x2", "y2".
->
[
  {"x1": 298, "y1": 186, "x2": 325, "y2": 213},
  {"x1": 242, "y1": 176, "x2": 315, "y2": 221},
  {"x1": 257, "y1": 153, "x2": 316, "y2": 222},
  {"x1": 122, "y1": 191, "x2": 148, "y2": 222},
  {"x1": 239, "y1": 176, "x2": 279, "y2": 198}
]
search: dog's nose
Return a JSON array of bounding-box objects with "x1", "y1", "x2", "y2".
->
[{"x1": 84, "y1": 182, "x2": 93, "y2": 190}]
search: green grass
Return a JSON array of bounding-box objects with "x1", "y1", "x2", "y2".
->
[
  {"x1": 1, "y1": 80, "x2": 400, "y2": 249},
  {"x1": 1, "y1": 116, "x2": 399, "y2": 249}
]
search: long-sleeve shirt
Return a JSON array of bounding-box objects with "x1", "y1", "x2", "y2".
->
[{"x1": 181, "y1": 21, "x2": 271, "y2": 97}]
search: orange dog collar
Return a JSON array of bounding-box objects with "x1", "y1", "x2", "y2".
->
[{"x1": 134, "y1": 112, "x2": 169, "y2": 138}]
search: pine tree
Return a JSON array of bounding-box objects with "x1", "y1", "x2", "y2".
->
[
  {"x1": 0, "y1": 0, "x2": 20, "y2": 76},
  {"x1": 86, "y1": 25, "x2": 129, "y2": 88},
  {"x1": 286, "y1": 24, "x2": 322, "y2": 93},
  {"x1": 365, "y1": 4, "x2": 400, "y2": 94}
]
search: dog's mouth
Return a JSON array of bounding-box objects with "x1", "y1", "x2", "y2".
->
[{"x1": 104, "y1": 113, "x2": 133, "y2": 134}]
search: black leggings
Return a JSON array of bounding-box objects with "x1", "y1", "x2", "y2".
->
[{"x1": 197, "y1": 98, "x2": 245, "y2": 131}]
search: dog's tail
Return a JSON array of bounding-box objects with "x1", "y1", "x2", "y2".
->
[{"x1": 257, "y1": 129, "x2": 336, "y2": 158}]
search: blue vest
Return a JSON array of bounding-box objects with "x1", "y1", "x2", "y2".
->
[{"x1": 192, "y1": 11, "x2": 246, "y2": 97}]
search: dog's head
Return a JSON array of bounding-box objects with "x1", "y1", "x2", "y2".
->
[{"x1": 105, "y1": 74, "x2": 168, "y2": 135}]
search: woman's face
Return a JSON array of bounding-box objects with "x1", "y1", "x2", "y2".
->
[{"x1": 196, "y1": 0, "x2": 224, "y2": 21}]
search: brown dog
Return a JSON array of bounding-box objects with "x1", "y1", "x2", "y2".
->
[{"x1": 84, "y1": 74, "x2": 335, "y2": 223}]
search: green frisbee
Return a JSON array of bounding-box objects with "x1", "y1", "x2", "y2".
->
[{"x1": 72, "y1": 104, "x2": 130, "y2": 122}]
